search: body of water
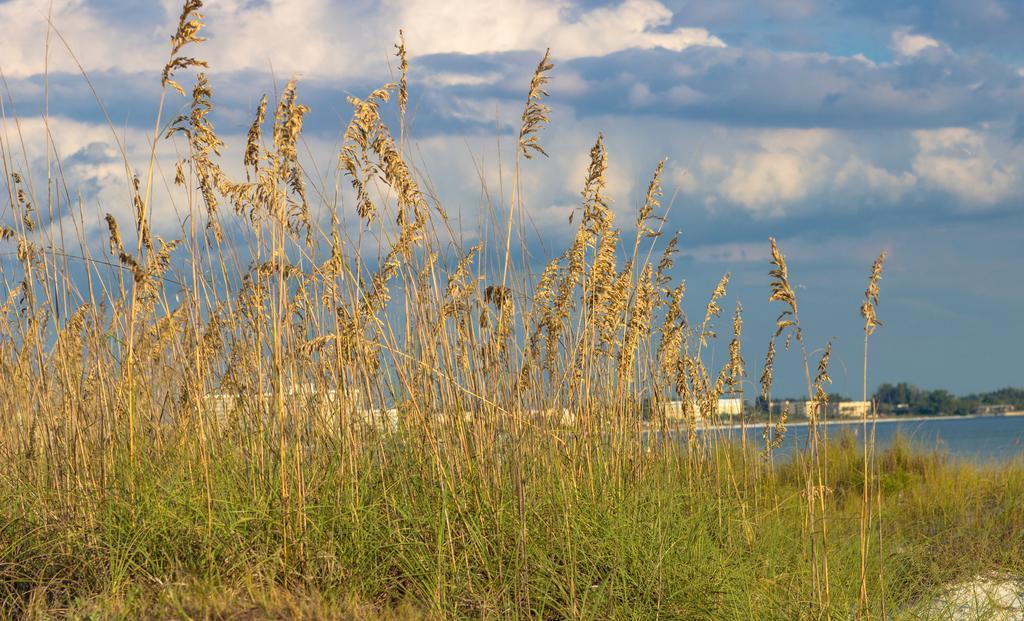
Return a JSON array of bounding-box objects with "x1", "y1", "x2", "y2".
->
[{"x1": 709, "y1": 415, "x2": 1024, "y2": 463}]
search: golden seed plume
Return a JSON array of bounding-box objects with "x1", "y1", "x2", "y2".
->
[
  {"x1": 636, "y1": 159, "x2": 666, "y2": 240},
  {"x1": 861, "y1": 251, "x2": 887, "y2": 336},
  {"x1": 162, "y1": 0, "x2": 209, "y2": 96},
  {"x1": 443, "y1": 245, "x2": 481, "y2": 318},
  {"x1": 655, "y1": 232, "x2": 680, "y2": 292},
  {"x1": 760, "y1": 336, "x2": 788, "y2": 456},
  {"x1": 104, "y1": 213, "x2": 124, "y2": 257},
  {"x1": 132, "y1": 175, "x2": 152, "y2": 251},
  {"x1": 581, "y1": 133, "x2": 611, "y2": 236},
  {"x1": 760, "y1": 337, "x2": 776, "y2": 404},
  {"x1": 167, "y1": 72, "x2": 236, "y2": 241},
  {"x1": 339, "y1": 85, "x2": 394, "y2": 223},
  {"x1": 699, "y1": 272, "x2": 730, "y2": 347},
  {"x1": 658, "y1": 282, "x2": 685, "y2": 374},
  {"x1": 723, "y1": 302, "x2": 745, "y2": 392},
  {"x1": 768, "y1": 237, "x2": 799, "y2": 341},
  {"x1": 810, "y1": 341, "x2": 833, "y2": 421},
  {"x1": 244, "y1": 94, "x2": 267, "y2": 174},
  {"x1": 395, "y1": 30, "x2": 409, "y2": 122},
  {"x1": 588, "y1": 229, "x2": 620, "y2": 308},
  {"x1": 518, "y1": 48, "x2": 554, "y2": 159},
  {"x1": 598, "y1": 259, "x2": 633, "y2": 346},
  {"x1": 706, "y1": 273, "x2": 729, "y2": 321},
  {"x1": 619, "y1": 264, "x2": 654, "y2": 381},
  {"x1": 273, "y1": 80, "x2": 312, "y2": 243}
]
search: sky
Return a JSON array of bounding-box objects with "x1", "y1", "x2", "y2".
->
[{"x1": 1, "y1": 0, "x2": 1022, "y2": 397}]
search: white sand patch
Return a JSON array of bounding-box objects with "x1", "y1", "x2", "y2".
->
[{"x1": 911, "y1": 573, "x2": 1024, "y2": 620}]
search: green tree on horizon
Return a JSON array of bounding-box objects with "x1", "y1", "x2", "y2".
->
[{"x1": 873, "y1": 382, "x2": 1024, "y2": 416}]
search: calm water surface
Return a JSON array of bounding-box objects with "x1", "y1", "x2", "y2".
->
[{"x1": 711, "y1": 415, "x2": 1024, "y2": 463}]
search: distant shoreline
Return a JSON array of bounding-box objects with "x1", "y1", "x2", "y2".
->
[{"x1": 696, "y1": 412, "x2": 1024, "y2": 432}]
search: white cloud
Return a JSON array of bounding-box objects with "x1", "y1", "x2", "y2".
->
[
  {"x1": 0, "y1": 0, "x2": 164, "y2": 77},
  {"x1": 835, "y1": 156, "x2": 916, "y2": 201},
  {"x1": 851, "y1": 53, "x2": 875, "y2": 67},
  {"x1": 891, "y1": 28, "x2": 941, "y2": 57},
  {"x1": 0, "y1": 114, "x2": 396, "y2": 249},
  {"x1": 720, "y1": 151, "x2": 822, "y2": 213},
  {"x1": 0, "y1": 0, "x2": 376, "y2": 78},
  {"x1": 555, "y1": 70, "x2": 590, "y2": 96},
  {"x1": 628, "y1": 82, "x2": 653, "y2": 107},
  {"x1": 198, "y1": 0, "x2": 367, "y2": 77},
  {"x1": 712, "y1": 129, "x2": 833, "y2": 215},
  {"x1": 422, "y1": 72, "x2": 503, "y2": 87},
  {"x1": 3, "y1": 0, "x2": 722, "y2": 81},
  {"x1": 666, "y1": 84, "x2": 706, "y2": 105},
  {"x1": 394, "y1": 0, "x2": 724, "y2": 59},
  {"x1": 912, "y1": 128, "x2": 1019, "y2": 205},
  {"x1": 682, "y1": 241, "x2": 768, "y2": 263},
  {"x1": 0, "y1": 115, "x2": 182, "y2": 237},
  {"x1": 673, "y1": 128, "x2": 928, "y2": 215}
]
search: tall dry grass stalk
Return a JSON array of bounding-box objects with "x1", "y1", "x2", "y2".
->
[
  {"x1": 768, "y1": 236, "x2": 835, "y2": 617},
  {"x1": 860, "y1": 251, "x2": 887, "y2": 619}
]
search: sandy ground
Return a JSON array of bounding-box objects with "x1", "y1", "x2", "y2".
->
[{"x1": 911, "y1": 574, "x2": 1024, "y2": 620}]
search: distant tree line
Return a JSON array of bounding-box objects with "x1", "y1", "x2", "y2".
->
[
  {"x1": 873, "y1": 383, "x2": 1024, "y2": 416},
  {"x1": 749, "y1": 384, "x2": 1024, "y2": 417}
]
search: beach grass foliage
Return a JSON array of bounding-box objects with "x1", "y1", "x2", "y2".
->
[{"x1": 1, "y1": 2, "x2": 1021, "y2": 618}]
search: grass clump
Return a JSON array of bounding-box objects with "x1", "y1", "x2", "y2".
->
[{"x1": 3, "y1": 436, "x2": 1023, "y2": 618}]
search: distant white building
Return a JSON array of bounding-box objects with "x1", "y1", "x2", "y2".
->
[
  {"x1": 716, "y1": 398, "x2": 743, "y2": 416},
  {"x1": 777, "y1": 400, "x2": 871, "y2": 419},
  {"x1": 645, "y1": 398, "x2": 742, "y2": 424},
  {"x1": 645, "y1": 398, "x2": 700, "y2": 424},
  {"x1": 971, "y1": 404, "x2": 1017, "y2": 416},
  {"x1": 661, "y1": 399, "x2": 690, "y2": 421},
  {"x1": 833, "y1": 401, "x2": 871, "y2": 418},
  {"x1": 781, "y1": 400, "x2": 816, "y2": 419},
  {"x1": 200, "y1": 386, "x2": 399, "y2": 430}
]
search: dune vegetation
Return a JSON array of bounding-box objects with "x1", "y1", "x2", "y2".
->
[{"x1": 1, "y1": 2, "x2": 1022, "y2": 619}]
